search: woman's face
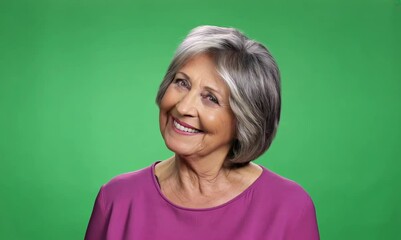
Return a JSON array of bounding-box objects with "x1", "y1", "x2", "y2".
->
[{"x1": 159, "y1": 53, "x2": 236, "y2": 160}]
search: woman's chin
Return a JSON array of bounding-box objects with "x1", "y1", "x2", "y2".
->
[{"x1": 166, "y1": 146, "x2": 196, "y2": 157}]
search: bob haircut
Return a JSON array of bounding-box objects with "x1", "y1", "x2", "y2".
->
[{"x1": 156, "y1": 25, "x2": 281, "y2": 165}]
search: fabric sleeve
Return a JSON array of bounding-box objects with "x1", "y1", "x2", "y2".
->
[
  {"x1": 286, "y1": 194, "x2": 320, "y2": 240},
  {"x1": 85, "y1": 186, "x2": 108, "y2": 240}
]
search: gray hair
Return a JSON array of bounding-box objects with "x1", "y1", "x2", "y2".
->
[{"x1": 156, "y1": 25, "x2": 281, "y2": 165}]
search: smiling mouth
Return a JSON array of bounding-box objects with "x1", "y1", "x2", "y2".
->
[{"x1": 173, "y1": 119, "x2": 202, "y2": 133}]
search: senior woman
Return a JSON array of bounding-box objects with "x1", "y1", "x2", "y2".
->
[{"x1": 85, "y1": 25, "x2": 319, "y2": 239}]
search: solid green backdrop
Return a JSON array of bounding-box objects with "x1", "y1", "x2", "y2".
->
[{"x1": 1, "y1": 0, "x2": 400, "y2": 239}]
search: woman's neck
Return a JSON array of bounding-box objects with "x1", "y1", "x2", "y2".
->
[
  {"x1": 155, "y1": 155, "x2": 261, "y2": 208},
  {"x1": 174, "y1": 155, "x2": 233, "y2": 193},
  {"x1": 158, "y1": 155, "x2": 231, "y2": 190}
]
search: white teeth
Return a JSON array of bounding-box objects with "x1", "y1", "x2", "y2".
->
[{"x1": 173, "y1": 120, "x2": 199, "y2": 133}]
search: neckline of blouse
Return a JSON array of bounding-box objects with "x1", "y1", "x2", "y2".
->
[{"x1": 150, "y1": 161, "x2": 267, "y2": 212}]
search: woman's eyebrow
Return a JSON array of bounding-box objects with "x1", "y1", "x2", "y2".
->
[
  {"x1": 204, "y1": 86, "x2": 223, "y2": 97},
  {"x1": 175, "y1": 71, "x2": 190, "y2": 79},
  {"x1": 176, "y1": 71, "x2": 224, "y2": 98}
]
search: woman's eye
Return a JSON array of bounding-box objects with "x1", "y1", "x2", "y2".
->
[
  {"x1": 203, "y1": 93, "x2": 219, "y2": 105},
  {"x1": 174, "y1": 79, "x2": 190, "y2": 89}
]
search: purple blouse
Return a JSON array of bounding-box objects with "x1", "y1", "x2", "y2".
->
[{"x1": 85, "y1": 162, "x2": 319, "y2": 239}]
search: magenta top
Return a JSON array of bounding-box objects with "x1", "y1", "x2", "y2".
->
[{"x1": 85, "y1": 162, "x2": 319, "y2": 239}]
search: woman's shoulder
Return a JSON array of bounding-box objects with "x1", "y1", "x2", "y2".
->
[
  {"x1": 257, "y1": 166, "x2": 315, "y2": 209},
  {"x1": 99, "y1": 163, "x2": 157, "y2": 201},
  {"x1": 253, "y1": 166, "x2": 319, "y2": 238},
  {"x1": 106, "y1": 164, "x2": 152, "y2": 185}
]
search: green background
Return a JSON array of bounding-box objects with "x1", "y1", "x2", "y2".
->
[{"x1": 1, "y1": 0, "x2": 400, "y2": 239}]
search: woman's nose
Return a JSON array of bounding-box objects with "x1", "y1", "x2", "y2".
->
[{"x1": 175, "y1": 91, "x2": 198, "y2": 117}]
